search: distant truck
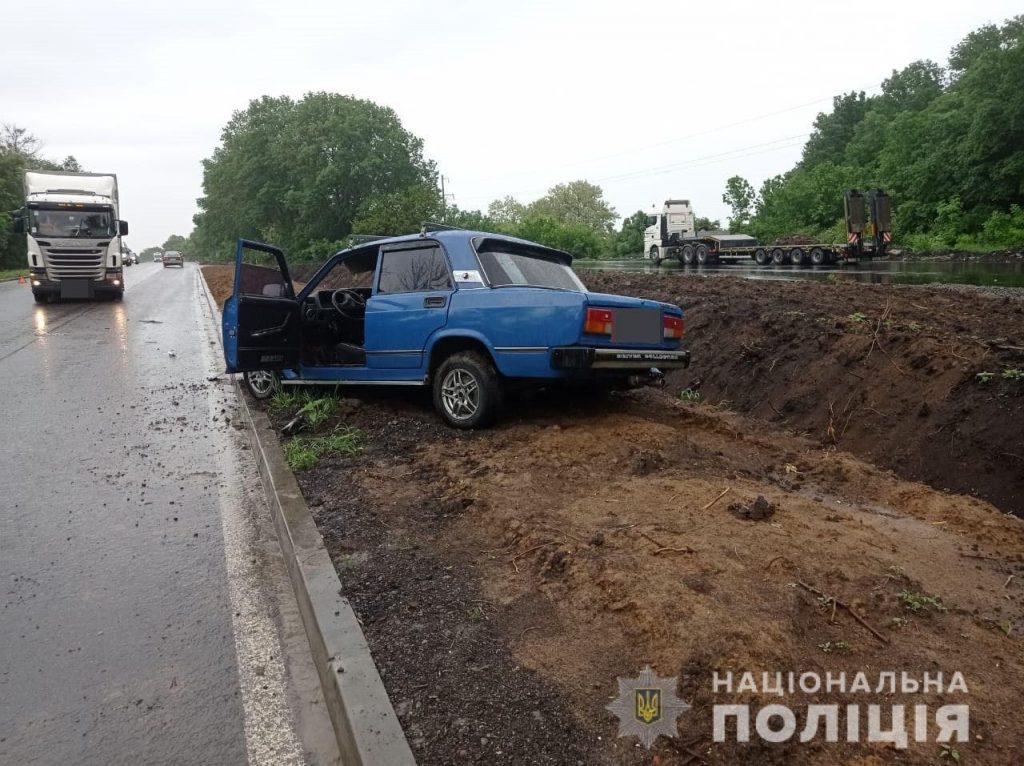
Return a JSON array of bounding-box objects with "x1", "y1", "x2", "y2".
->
[
  {"x1": 643, "y1": 190, "x2": 891, "y2": 266},
  {"x1": 13, "y1": 171, "x2": 129, "y2": 302}
]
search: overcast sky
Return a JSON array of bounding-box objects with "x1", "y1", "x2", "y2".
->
[{"x1": 2, "y1": 0, "x2": 1019, "y2": 250}]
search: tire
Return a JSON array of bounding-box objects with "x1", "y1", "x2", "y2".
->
[
  {"x1": 771, "y1": 248, "x2": 787, "y2": 265},
  {"x1": 33, "y1": 292, "x2": 48, "y2": 304},
  {"x1": 649, "y1": 246, "x2": 661, "y2": 265},
  {"x1": 113, "y1": 291, "x2": 124, "y2": 302},
  {"x1": 754, "y1": 248, "x2": 769, "y2": 265},
  {"x1": 810, "y1": 247, "x2": 826, "y2": 265},
  {"x1": 790, "y1": 247, "x2": 806, "y2": 266},
  {"x1": 696, "y1": 244, "x2": 710, "y2": 264},
  {"x1": 680, "y1": 244, "x2": 696, "y2": 265},
  {"x1": 243, "y1": 370, "x2": 280, "y2": 400},
  {"x1": 163, "y1": 263, "x2": 168, "y2": 268},
  {"x1": 433, "y1": 351, "x2": 503, "y2": 429}
]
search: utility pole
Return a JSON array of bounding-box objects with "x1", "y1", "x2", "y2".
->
[{"x1": 440, "y1": 175, "x2": 447, "y2": 220}]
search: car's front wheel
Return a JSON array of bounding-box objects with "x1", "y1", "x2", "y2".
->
[
  {"x1": 243, "y1": 370, "x2": 280, "y2": 400},
  {"x1": 433, "y1": 351, "x2": 503, "y2": 429}
]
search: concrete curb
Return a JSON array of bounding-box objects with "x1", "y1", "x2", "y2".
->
[{"x1": 196, "y1": 270, "x2": 416, "y2": 766}]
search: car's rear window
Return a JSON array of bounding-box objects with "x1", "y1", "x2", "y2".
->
[{"x1": 475, "y1": 243, "x2": 584, "y2": 292}]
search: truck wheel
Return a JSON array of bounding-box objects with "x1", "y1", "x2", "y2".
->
[
  {"x1": 649, "y1": 246, "x2": 662, "y2": 265},
  {"x1": 680, "y1": 244, "x2": 695, "y2": 265},
  {"x1": 790, "y1": 247, "x2": 806, "y2": 265},
  {"x1": 754, "y1": 248, "x2": 769, "y2": 265},
  {"x1": 433, "y1": 351, "x2": 503, "y2": 429},
  {"x1": 243, "y1": 370, "x2": 280, "y2": 400},
  {"x1": 771, "y1": 248, "x2": 787, "y2": 265},
  {"x1": 810, "y1": 247, "x2": 826, "y2": 265},
  {"x1": 696, "y1": 244, "x2": 710, "y2": 264}
]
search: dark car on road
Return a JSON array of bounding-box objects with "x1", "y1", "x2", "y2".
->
[
  {"x1": 223, "y1": 229, "x2": 690, "y2": 428},
  {"x1": 162, "y1": 251, "x2": 184, "y2": 268}
]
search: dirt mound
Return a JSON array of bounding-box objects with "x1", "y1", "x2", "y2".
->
[
  {"x1": 583, "y1": 271, "x2": 1024, "y2": 515},
  {"x1": 281, "y1": 391, "x2": 1024, "y2": 764}
]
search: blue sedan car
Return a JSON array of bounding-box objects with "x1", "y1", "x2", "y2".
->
[{"x1": 223, "y1": 229, "x2": 690, "y2": 428}]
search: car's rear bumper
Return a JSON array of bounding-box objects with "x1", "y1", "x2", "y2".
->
[{"x1": 550, "y1": 347, "x2": 691, "y2": 370}]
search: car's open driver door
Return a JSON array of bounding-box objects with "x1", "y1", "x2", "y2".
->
[{"x1": 223, "y1": 239, "x2": 300, "y2": 373}]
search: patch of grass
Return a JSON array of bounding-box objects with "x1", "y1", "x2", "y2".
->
[
  {"x1": 898, "y1": 590, "x2": 946, "y2": 615},
  {"x1": 283, "y1": 426, "x2": 362, "y2": 471},
  {"x1": 679, "y1": 388, "x2": 702, "y2": 403},
  {"x1": 975, "y1": 371, "x2": 995, "y2": 384},
  {"x1": 0, "y1": 268, "x2": 29, "y2": 281},
  {"x1": 1002, "y1": 367, "x2": 1024, "y2": 382},
  {"x1": 269, "y1": 390, "x2": 303, "y2": 411},
  {"x1": 939, "y1": 744, "x2": 962, "y2": 763},
  {"x1": 296, "y1": 396, "x2": 338, "y2": 430},
  {"x1": 848, "y1": 312, "x2": 868, "y2": 323},
  {"x1": 817, "y1": 640, "x2": 853, "y2": 654}
]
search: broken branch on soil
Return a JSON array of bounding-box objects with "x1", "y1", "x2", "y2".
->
[
  {"x1": 961, "y1": 553, "x2": 1000, "y2": 561},
  {"x1": 796, "y1": 580, "x2": 890, "y2": 645},
  {"x1": 634, "y1": 529, "x2": 696, "y2": 555},
  {"x1": 701, "y1": 487, "x2": 731, "y2": 511},
  {"x1": 510, "y1": 541, "x2": 564, "y2": 572}
]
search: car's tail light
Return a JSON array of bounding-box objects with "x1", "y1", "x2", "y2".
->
[
  {"x1": 663, "y1": 315, "x2": 684, "y2": 339},
  {"x1": 584, "y1": 307, "x2": 614, "y2": 335}
]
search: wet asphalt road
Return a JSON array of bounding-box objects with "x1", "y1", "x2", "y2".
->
[{"x1": 0, "y1": 264, "x2": 337, "y2": 765}]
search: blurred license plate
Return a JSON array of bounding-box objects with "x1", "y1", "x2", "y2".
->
[
  {"x1": 612, "y1": 308, "x2": 660, "y2": 343},
  {"x1": 60, "y1": 280, "x2": 91, "y2": 299}
]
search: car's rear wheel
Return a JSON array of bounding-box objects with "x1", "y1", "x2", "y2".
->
[
  {"x1": 433, "y1": 351, "x2": 503, "y2": 429},
  {"x1": 244, "y1": 370, "x2": 280, "y2": 400}
]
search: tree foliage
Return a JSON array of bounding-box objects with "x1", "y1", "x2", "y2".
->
[
  {"x1": 735, "y1": 14, "x2": 1024, "y2": 250},
  {"x1": 192, "y1": 92, "x2": 437, "y2": 261}
]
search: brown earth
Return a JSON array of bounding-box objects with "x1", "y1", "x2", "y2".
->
[{"x1": 201, "y1": 265, "x2": 1024, "y2": 763}]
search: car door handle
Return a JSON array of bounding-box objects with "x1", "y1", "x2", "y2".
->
[
  {"x1": 423, "y1": 296, "x2": 447, "y2": 308},
  {"x1": 250, "y1": 315, "x2": 290, "y2": 338}
]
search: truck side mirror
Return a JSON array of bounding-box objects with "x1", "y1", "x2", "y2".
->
[
  {"x1": 12, "y1": 216, "x2": 25, "y2": 234},
  {"x1": 118, "y1": 220, "x2": 129, "y2": 235}
]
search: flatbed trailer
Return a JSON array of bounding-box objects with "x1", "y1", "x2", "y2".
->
[{"x1": 644, "y1": 190, "x2": 892, "y2": 267}]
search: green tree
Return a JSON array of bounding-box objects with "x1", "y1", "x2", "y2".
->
[
  {"x1": 527, "y1": 180, "x2": 617, "y2": 232},
  {"x1": 352, "y1": 181, "x2": 443, "y2": 237},
  {"x1": 487, "y1": 196, "x2": 525, "y2": 226},
  {"x1": 695, "y1": 216, "x2": 722, "y2": 231},
  {"x1": 614, "y1": 210, "x2": 651, "y2": 257},
  {"x1": 193, "y1": 92, "x2": 436, "y2": 260},
  {"x1": 162, "y1": 234, "x2": 190, "y2": 252},
  {"x1": 722, "y1": 176, "x2": 757, "y2": 230},
  {"x1": 801, "y1": 91, "x2": 873, "y2": 168}
]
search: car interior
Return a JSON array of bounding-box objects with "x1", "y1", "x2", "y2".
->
[{"x1": 298, "y1": 247, "x2": 378, "y2": 366}]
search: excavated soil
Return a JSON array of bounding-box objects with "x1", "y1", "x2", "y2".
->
[{"x1": 202, "y1": 265, "x2": 1024, "y2": 763}]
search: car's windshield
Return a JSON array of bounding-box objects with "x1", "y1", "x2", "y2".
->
[
  {"x1": 476, "y1": 247, "x2": 585, "y2": 291},
  {"x1": 29, "y1": 206, "x2": 115, "y2": 239}
]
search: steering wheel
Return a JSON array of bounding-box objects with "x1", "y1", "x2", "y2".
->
[{"x1": 330, "y1": 288, "x2": 366, "y2": 319}]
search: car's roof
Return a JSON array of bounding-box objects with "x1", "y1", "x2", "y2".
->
[{"x1": 337, "y1": 229, "x2": 573, "y2": 262}]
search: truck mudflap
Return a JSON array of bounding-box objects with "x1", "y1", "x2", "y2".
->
[{"x1": 550, "y1": 347, "x2": 691, "y2": 370}]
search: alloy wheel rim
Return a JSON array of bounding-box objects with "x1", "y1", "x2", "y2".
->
[
  {"x1": 441, "y1": 369, "x2": 479, "y2": 421},
  {"x1": 248, "y1": 370, "x2": 276, "y2": 395}
]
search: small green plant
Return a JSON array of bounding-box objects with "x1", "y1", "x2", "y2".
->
[
  {"x1": 679, "y1": 388, "x2": 702, "y2": 403},
  {"x1": 1002, "y1": 367, "x2": 1024, "y2": 382},
  {"x1": 283, "y1": 427, "x2": 362, "y2": 471},
  {"x1": 269, "y1": 390, "x2": 302, "y2": 411},
  {"x1": 848, "y1": 312, "x2": 868, "y2": 323},
  {"x1": 939, "y1": 744, "x2": 961, "y2": 763},
  {"x1": 297, "y1": 396, "x2": 338, "y2": 430},
  {"x1": 975, "y1": 371, "x2": 995, "y2": 384},
  {"x1": 817, "y1": 640, "x2": 853, "y2": 654},
  {"x1": 898, "y1": 590, "x2": 946, "y2": 614}
]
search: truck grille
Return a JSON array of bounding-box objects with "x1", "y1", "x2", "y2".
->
[{"x1": 43, "y1": 247, "x2": 106, "y2": 279}]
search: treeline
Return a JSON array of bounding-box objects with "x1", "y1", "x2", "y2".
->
[
  {"x1": 723, "y1": 15, "x2": 1024, "y2": 252},
  {"x1": 0, "y1": 125, "x2": 82, "y2": 268},
  {"x1": 185, "y1": 92, "x2": 667, "y2": 262}
]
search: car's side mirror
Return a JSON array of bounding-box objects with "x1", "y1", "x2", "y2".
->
[
  {"x1": 118, "y1": 220, "x2": 129, "y2": 235},
  {"x1": 12, "y1": 216, "x2": 25, "y2": 234}
]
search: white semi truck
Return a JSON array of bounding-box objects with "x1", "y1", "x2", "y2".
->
[
  {"x1": 643, "y1": 191, "x2": 892, "y2": 266},
  {"x1": 13, "y1": 171, "x2": 128, "y2": 302}
]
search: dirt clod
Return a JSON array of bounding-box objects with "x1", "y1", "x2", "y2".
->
[{"x1": 727, "y1": 494, "x2": 776, "y2": 521}]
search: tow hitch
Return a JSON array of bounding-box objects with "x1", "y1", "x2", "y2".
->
[{"x1": 627, "y1": 368, "x2": 667, "y2": 389}]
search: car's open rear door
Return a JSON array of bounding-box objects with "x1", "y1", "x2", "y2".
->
[{"x1": 223, "y1": 239, "x2": 300, "y2": 373}]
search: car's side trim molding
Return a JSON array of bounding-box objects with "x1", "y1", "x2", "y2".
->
[
  {"x1": 280, "y1": 378, "x2": 425, "y2": 387},
  {"x1": 364, "y1": 349, "x2": 420, "y2": 355},
  {"x1": 493, "y1": 346, "x2": 547, "y2": 353}
]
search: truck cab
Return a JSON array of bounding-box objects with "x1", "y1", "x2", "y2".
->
[
  {"x1": 644, "y1": 199, "x2": 697, "y2": 263},
  {"x1": 15, "y1": 171, "x2": 128, "y2": 303},
  {"x1": 224, "y1": 230, "x2": 690, "y2": 429}
]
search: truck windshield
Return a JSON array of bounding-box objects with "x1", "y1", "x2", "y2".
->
[
  {"x1": 476, "y1": 248, "x2": 585, "y2": 291},
  {"x1": 30, "y1": 207, "x2": 114, "y2": 238}
]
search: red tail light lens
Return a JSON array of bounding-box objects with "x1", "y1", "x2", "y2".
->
[
  {"x1": 663, "y1": 315, "x2": 684, "y2": 339},
  {"x1": 584, "y1": 307, "x2": 614, "y2": 335}
]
